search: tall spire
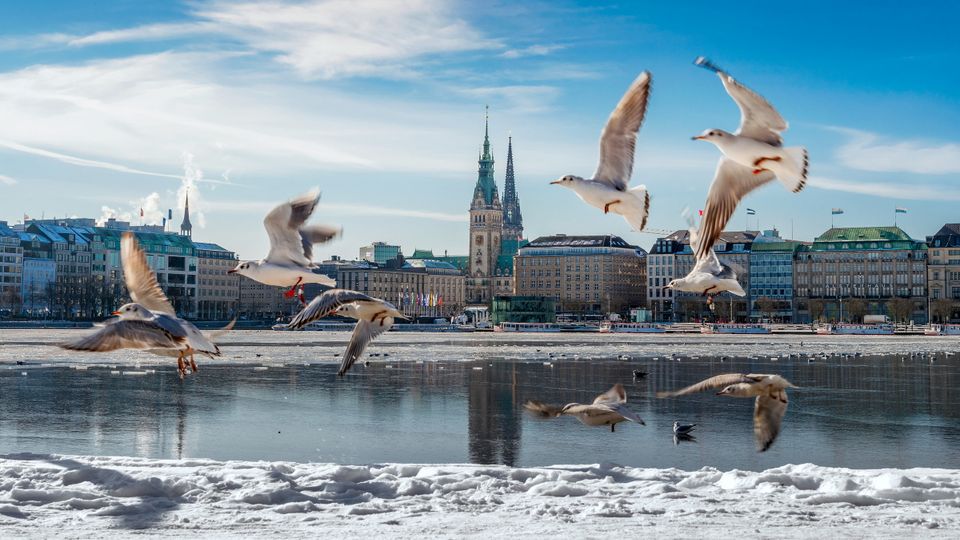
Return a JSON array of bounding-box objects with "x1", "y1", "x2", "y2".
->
[
  {"x1": 472, "y1": 105, "x2": 499, "y2": 208},
  {"x1": 180, "y1": 188, "x2": 193, "y2": 238},
  {"x1": 502, "y1": 136, "x2": 523, "y2": 238}
]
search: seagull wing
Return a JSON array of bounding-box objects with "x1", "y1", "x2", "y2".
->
[
  {"x1": 206, "y1": 318, "x2": 237, "y2": 341},
  {"x1": 60, "y1": 320, "x2": 185, "y2": 352},
  {"x1": 299, "y1": 224, "x2": 341, "y2": 261},
  {"x1": 657, "y1": 373, "x2": 751, "y2": 398},
  {"x1": 608, "y1": 402, "x2": 645, "y2": 424},
  {"x1": 121, "y1": 232, "x2": 176, "y2": 315},
  {"x1": 754, "y1": 390, "x2": 788, "y2": 452},
  {"x1": 263, "y1": 188, "x2": 323, "y2": 266},
  {"x1": 338, "y1": 317, "x2": 392, "y2": 376},
  {"x1": 593, "y1": 382, "x2": 627, "y2": 405},
  {"x1": 695, "y1": 159, "x2": 774, "y2": 261},
  {"x1": 718, "y1": 72, "x2": 787, "y2": 146},
  {"x1": 592, "y1": 71, "x2": 652, "y2": 191},
  {"x1": 523, "y1": 400, "x2": 564, "y2": 418},
  {"x1": 287, "y1": 289, "x2": 377, "y2": 329}
]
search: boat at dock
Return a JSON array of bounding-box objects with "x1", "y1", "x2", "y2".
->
[
  {"x1": 816, "y1": 323, "x2": 894, "y2": 335},
  {"x1": 599, "y1": 322, "x2": 666, "y2": 333},
  {"x1": 924, "y1": 324, "x2": 960, "y2": 336},
  {"x1": 700, "y1": 323, "x2": 770, "y2": 334}
]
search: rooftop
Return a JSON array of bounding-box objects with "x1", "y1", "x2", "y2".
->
[
  {"x1": 815, "y1": 226, "x2": 914, "y2": 243},
  {"x1": 524, "y1": 234, "x2": 637, "y2": 249}
]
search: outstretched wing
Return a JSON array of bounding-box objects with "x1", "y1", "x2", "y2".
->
[
  {"x1": 287, "y1": 289, "x2": 377, "y2": 329},
  {"x1": 695, "y1": 159, "x2": 774, "y2": 261},
  {"x1": 264, "y1": 189, "x2": 333, "y2": 266},
  {"x1": 754, "y1": 391, "x2": 788, "y2": 452},
  {"x1": 608, "y1": 402, "x2": 645, "y2": 425},
  {"x1": 592, "y1": 383, "x2": 627, "y2": 405},
  {"x1": 299, "y1": 224, "x2": 341, "y2": 261},
  {"x1": 523, "y1": 400, "x2": 564, "y2": 418},
  {"x1": 60, "y1": 320, "x2": 184, "y2": 352},
  {"x1": 696, "y1": 57, "x2": 786, "y2": 146},
  {"x1": 121, "y1": 232, "x2": 175, "y2": 315},
  {"x1": 592, "y1": 71, "x2": 652, "y2": 191},
  {"x1": 657, "y1": 373, "x2": 751, "y2": 398},
  {"x1": 338, "y1": 317, "x2": 393, "y2": 376}
]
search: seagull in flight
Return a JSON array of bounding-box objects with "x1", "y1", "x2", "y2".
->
[
  {"x1": 524, "y1": 383, "x2": 645, "y2": 432},
  {"x1": 551, "y1": 71, "x2": 652, "y2": 232},
  {"x1": 61, "y1": 232, "x2": 223, "y2": 378},
  {"x1": 666, "y1": 218, "x2": 745, "y2": 308},
  {"x1": 658, "y1": 373, "x2": 796, "y2": 451},
  {"x1": 286, "y1": 289, "x2": 406, "y2": 376},
  {"x1": 229, "y1": 189, "x2": 340, "y2": 304},
  {"x1": 690, "y1": 57, "x2": 807, "y2": 267}
]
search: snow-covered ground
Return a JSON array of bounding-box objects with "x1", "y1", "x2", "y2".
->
[{"x1": 1, "y1": 454, "x2": 958, "y2": 538}]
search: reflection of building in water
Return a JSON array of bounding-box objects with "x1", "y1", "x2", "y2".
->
[{"x1": 467, "y1": 363, "x2": 521, "y2": 465}]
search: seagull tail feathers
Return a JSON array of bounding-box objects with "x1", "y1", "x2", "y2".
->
[{"x1": 770, "y1": 147, "x2": 808, "y2": 193}]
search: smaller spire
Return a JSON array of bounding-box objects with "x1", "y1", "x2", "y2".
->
[{"x1": 180, "y1": 188, "x2": 193, "y2": 237}]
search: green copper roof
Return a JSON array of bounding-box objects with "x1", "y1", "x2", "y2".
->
[
  {"x1": 815, "y1": 227, "x2": 912, "y2": 242},
  {"x1": 473, "y1": 106, "x2": 498, "y2": 207},
  {"x1": 408, "y1": 249, "x2": 435, "y2": 259}
]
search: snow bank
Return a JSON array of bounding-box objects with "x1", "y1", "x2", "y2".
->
[{"x1": 1, "y1": 454, "x2": 958, "y2": 537}]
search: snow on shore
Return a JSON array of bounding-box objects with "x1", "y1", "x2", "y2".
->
[{"x1": 1, "y1": 454, "x2": 958, "y2": 538}]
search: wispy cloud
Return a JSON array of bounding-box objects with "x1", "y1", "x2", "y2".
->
[
  {"x1": 61, "y1": 0, "x2": 501, "y2": 80},
  {"x1": 501, "y1": 44, "x2": 565, "y2": 59},
  {"x1": 455, "y1": 85, "x2": 560, "y2": 113},
  {"x1": 832, "y1": 127, "x2": 960, "y2": 175},
  {"x1": 0, "y1": 174, "x2": 16, "y2": 185},
  {"x1": 808, "y1": 175, "x2": 960, "y2": 201},
  {"x1": 0, "y1": 139, "x2": 184, "y2": 181},
  {"x1": 205, "y1": 199, "x2": 467, "y2": 222}
]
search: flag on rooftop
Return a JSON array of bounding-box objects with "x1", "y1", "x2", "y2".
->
[
  {"x1": 896, "y1": 207, "x2": 908, "y2": 214},
  {"x1": 831, "y1": 208, "x2": 844, "y2": 215},
  {"x1": 746, "y1": 208, "x2": 756, "y2": 215}
]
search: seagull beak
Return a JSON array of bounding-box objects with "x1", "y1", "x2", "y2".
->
[
  {"x1": 691, "y1": 135, "x2": 705, "y2": 141},
  {"x1": 111, "y1": 310, "x2": 121, "y2": 316},
  {"x1": 549, "y1": 180, "x2": 561, "y2": 185},
  {"x1": 227, "y1": 269, "x2": 237, "y2": 274}
]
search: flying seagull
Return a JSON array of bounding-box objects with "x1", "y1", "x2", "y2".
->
[
  {"x1": 690, "y1": 57, "x2": 807, "y2": 265},
  {"x1": 524, "y1": 383, "x2": 645, "y2": 432},
  {"x1": 657, "y1": 373, "x2": 796, "y2": 451},
  {"x1": 286, "y1": 289, "x2": 406, "y2": 376},
  {"x1": 551, "y1": 71, "x2": 652, "y2": 232},
  {"x1": 229, "y1": 189, "x2": 340, "y2": 304},
  {"x1": 61, "y1": 232, "x2": 223, "y2": 378},
  {"x1": 666, "y1": 218, "x2": 745, "y2": 307}
]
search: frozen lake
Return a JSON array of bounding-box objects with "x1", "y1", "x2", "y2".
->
[{"x1": 2, "y1": 330, "x2": 958, "y2": 471}]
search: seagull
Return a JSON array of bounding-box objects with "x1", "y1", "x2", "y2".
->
[
  {"x1": 523, "y1": 383, "x2": 645, "y2": 432},
  {"x1": 229, "y1": 189, "x2": 340, "y2": 304},
  {"x1": 286, "y1": 289, "x2": 406, "y2": 376},
  {"x1": 673, "y1": 421, "x2": 696, "y2": 435},
  {"x1": 690, "y1": 57, "x2": 807, "y2": 267},
  {"x1": 657, "y1": 373, "x2": 796, "y2": 451},
  {"x1": 551, "y1": 71, "x2": 652, "y2": 231},
  {"x1": 61, "y1": 232, "x2": 222, "y2": 378},
  {"x1": 665, "y1": 219, "x2": 745, "y2": 307}
]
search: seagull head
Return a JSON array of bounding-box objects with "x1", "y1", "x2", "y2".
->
[
  {"x1": 560, "y1": 403, "x2": 578, "y2": 414},
  {"x1": 664, "y1": 279, "x2": 682, "y2": 292},
  {"x1": 112, "y1": 302, "x2": 152, "y2": 320},
  {"x1": 228, "y1": 261, "x2": 256, "y2": 276},
  {"x1": 549, "y1": 174, "x2": 581, "y2": 187},
  {"x1": 691, "y1": 129, "x2": 730, "y2": 144},
  {"x1": 336, "y1": 303, "x2": 360, "y2": 319}
]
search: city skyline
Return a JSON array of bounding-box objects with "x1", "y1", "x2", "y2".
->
[{"x1": 0, "y1": 1, "x2": 958, "y2": 261}]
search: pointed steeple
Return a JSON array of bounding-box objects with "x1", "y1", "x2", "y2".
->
[
  {"x1": 472, "y1": 105, "x2": 499, "y2": 209},
  {"x1": 502, "y1": 136, "x2": 523, "y2": 238},
  {"x1": 180, "y1": 189, "x2": 193, "y2": 238}
]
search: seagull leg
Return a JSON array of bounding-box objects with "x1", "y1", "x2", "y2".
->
[
  {"x1": 752, "y1": 156, "x2": 782, "y2": 174},
  {"x1": 610, "y1": 423, "x2": 616, "y2": 433},
  {"x1": 176, "y1": 352, "x2": 186, "y2": 380},
  {"x1": 604, "y1": 200, "x2": 621, "y2": 214},
  {"x1": 297, "y1": 286, "x2": 306, "y2": 306},
  {"x1": 284, "y1": 277, "x2": 303, "y2": 299},
  {"x1": 702, "y1": 285, "x2": 717, "y2": 297},
  {"x1": 189, "y1": 350, "x2": 199, "y2": 373}
]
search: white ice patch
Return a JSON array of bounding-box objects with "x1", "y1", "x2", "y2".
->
[{"x1": 0, "y1": 454, "x2": 958, "y2": 536}]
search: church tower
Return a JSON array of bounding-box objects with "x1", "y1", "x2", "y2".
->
[
  {"x1": 467, "y1": 106, "x2": 503, "y2": 304},
  {"x1": 501, "y1": 136, "x2": 523, "y2": 240},
  {"x1": 180, "y1": 189, "x2": 193, "y2": 238}
]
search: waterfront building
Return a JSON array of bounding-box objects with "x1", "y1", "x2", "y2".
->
[
  {"x1": 337, "y1": 258, "x2": 465, "y2": 319},
  {"x1": 646, "y1": 234, "x2": 686, "y2": 321},
  {"x1": 195, "y1": 242, "x2": 240, "y2": 320},
  {"x1": 925, "y1": 223, "x2": 960, "y2": 322},
  {"x1": 513, "y1": 234, "x2": 646, "y2": 317},
  {"x1": 238, "y1": 278, "x2": 299, "y2": 320},
  {"x1": 490, "y1": 295, "x2": 556, "y2": 324},
  {"x1": 18, "y1": 232, "x2": 55, "y2": 315},
  {"x1": 466, "y1": 109, "x2": 526, "y2": 305},
  {"x1": 0, "y1": 222, "x2": 24, "y2": 314},
  {"x1": 25, "y1": 222, "x2": 94, "y2": 319},
  {"x1": 793, "y1": 226, "x2": 927, "y2": 323},
  {"x1": 359, "y1": 242, "x2": 402, "y2": 265},
  {"x1": 666, "y1": 230, "x2": 758, "y2": 322},
  {"x1": 748, "y1": 230, "x2": 806, "y2": 322}
]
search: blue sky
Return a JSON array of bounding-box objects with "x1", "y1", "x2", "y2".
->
[{"x1": 0, "y1": 0, "x2": 958, "y2": 260}]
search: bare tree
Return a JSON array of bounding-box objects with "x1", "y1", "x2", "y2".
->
[
  {"x1": 755, "y1": 297, "x2": 776, "y2": 320},
  {"x1": 932, "y1": 299, "x2": 955, "y2": 323},
  {"x1": 887, "y1": 298, "x2": 915, "y2": 323},
  {"x1": 807, "y1": 299, "x2": 825, "y2": 323},
  {"x1": 679, "y1": 297, "x2": 704, "y2": 322},
  {"x1": 845, "y1": 298, "x2": 867, "y2": 323}
]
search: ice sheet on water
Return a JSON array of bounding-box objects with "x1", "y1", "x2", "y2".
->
[{"x1": 0, "y1": 453, "x2": 958, "y2": 537}]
